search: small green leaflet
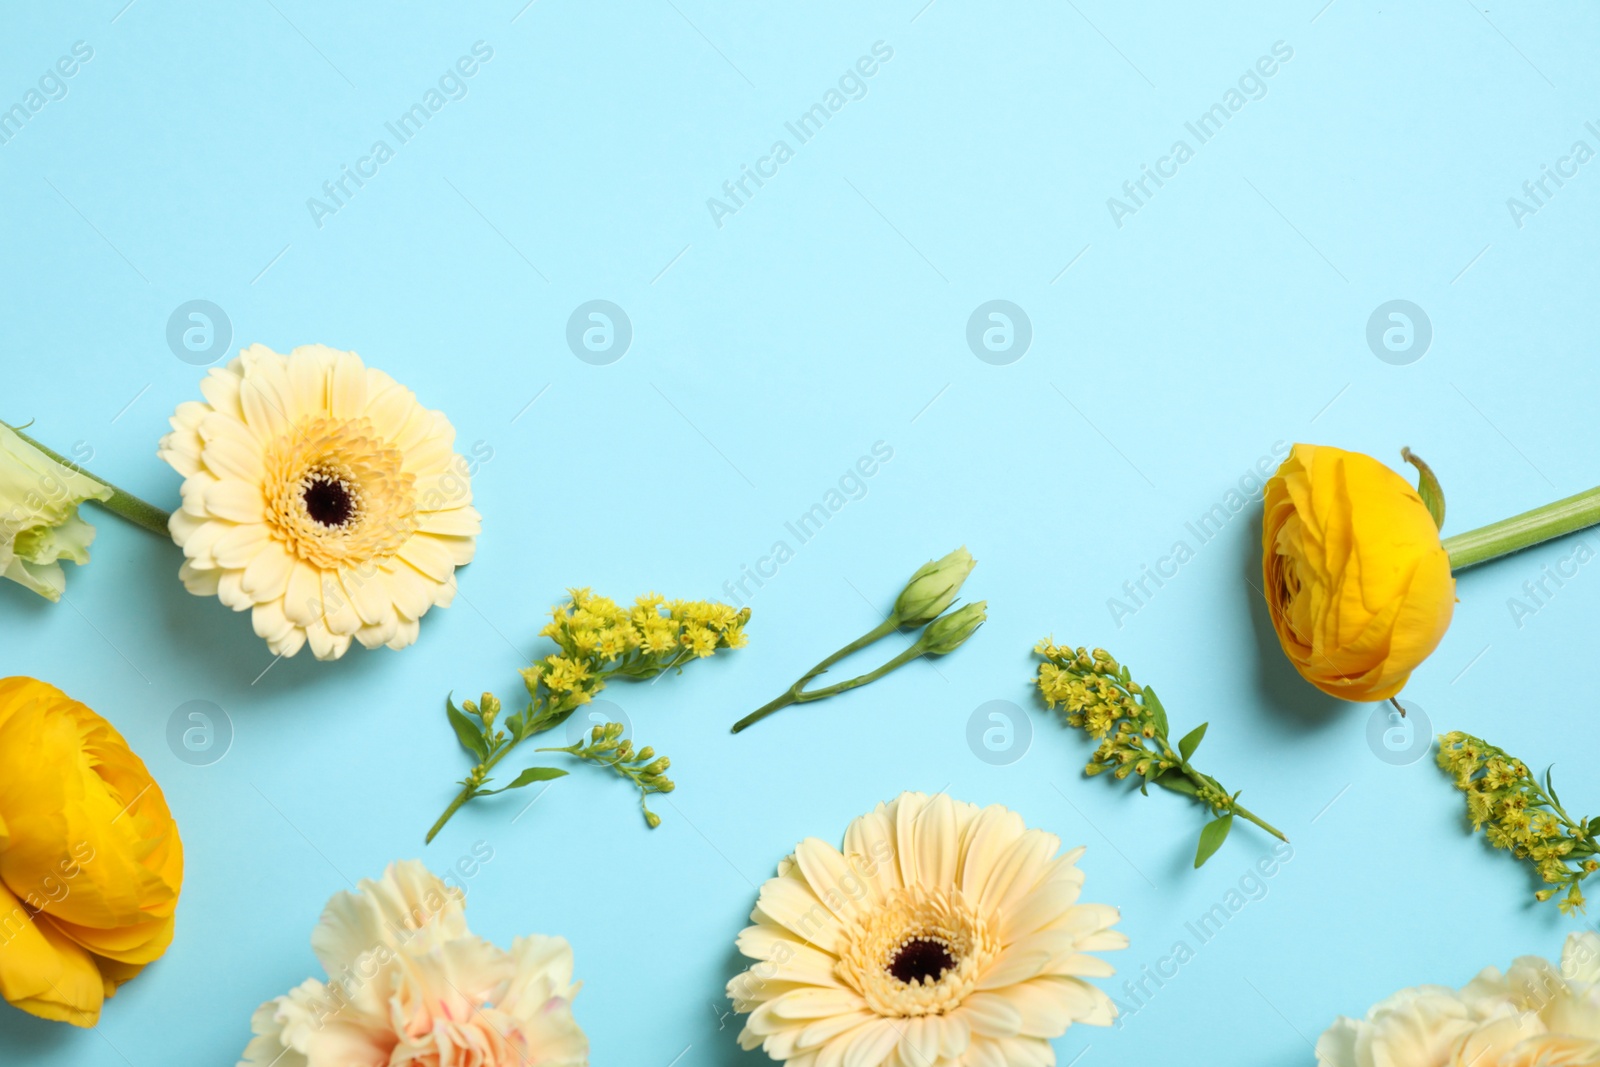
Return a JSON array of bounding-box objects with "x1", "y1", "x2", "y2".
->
[
  {"x1": 1153, "y1": 770, "x2": 1200, "y2": 797},
  {"x1": 1142, "y1": 686, "x2": 1170, "y2": 736},
  {"x1": 1194, "y1": 813, "x2": 1234, "y2": 868},
  {"x1": 1177, "y1": 722, "x2": 1208, "y2": 763},
  {"x1": 446, "y1": 696, "x2": 489, "y2": 761},
  {"x1": 1401, "y1": 447, "x2": 1447, "y2": 530},
  {"x1": 1544, "y1": 765, "x2": 1563, "y2": 809},
  {"x1": 479, "y1": 767, "x2": 568, "y2": 795}
]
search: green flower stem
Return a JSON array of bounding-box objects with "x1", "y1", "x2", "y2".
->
[
  {"x1": 426, "y1": 742, "x2": 517, "y2": 844},
  {"x1": 1152, "y1": 737, "x2": 1287, "y2": 842},
  {"x1": 787, "y1": 642, "x2": 928, "y2": 703},
  {"x1": 6, "y1": 422, "x2": 172, "y2": 537},
  {"x1": 1443, "y1": 484, "x2": 1600, "y2": 571},
  {"x1": 731, "y1": 617, "x2": 900, "y2": 733},
  {"x1": 427, "y1": 663, "x2": 647, "y2": 843}
]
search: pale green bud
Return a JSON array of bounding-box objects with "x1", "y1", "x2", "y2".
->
[
  {"x1": 918, "y1": 601, "x2": 987, "y2": 655},
  {"x1": 0, "y1": 423, "x2": 113, "y2": 602},
  {"x1": 893, "y1": 547, "x2": 976, "y2": 626}
]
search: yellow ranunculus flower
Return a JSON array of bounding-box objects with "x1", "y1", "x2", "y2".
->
[
  {"x1": 1262, "y1": 444, "x2": 1455, "y2": 703},
  {"x1": 0, "y1": 678, "x2": 184, "y2": 1026}
]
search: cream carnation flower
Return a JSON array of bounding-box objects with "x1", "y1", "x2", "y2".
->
[
  {"x1": 1317, "y1": 932, "x2": 1600, "y2": 1067},
  {"x1": 240, "y1": 860, "x2": 587, "y2": 1067},
  {"x1": 727, "y1": 791, "x2": 1127, "y2": 1067},
  {"x1": 159, "y1": 344, "x2": 481, "y2": 660}
]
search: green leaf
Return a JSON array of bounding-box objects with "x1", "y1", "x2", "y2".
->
[
  {"x1": 1177, "y1": 722, "x2": 1208, "y2": 763},
  {"x1": 446, "y1": 695, "x2": 489, "y2": 762},
  {"x1": 1194, "y1": 813, "x2": 1234, "y2": 868},
  {"x1": 1142, "y1": 686, "x2": 1170, "y2": 736},
  {"x1": 1401, "y1": 447, "x2": 1446, "y2": 530},
  {"x1": 1544, "y1": 766, "x2": 1563, "y2": 809},
  {"x1": 479, "y1": 766, "x2": 568, "y2": 795},
  {"x1": 1152, "y1": 770, "x2": 1200, "y2": 798}
]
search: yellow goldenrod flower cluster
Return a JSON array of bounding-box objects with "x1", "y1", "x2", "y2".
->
[
  {"x1": 1034, "y1": 640, "x2": 1285, "y2": 867},
  {"x1": 426, "y1": 589, "x2": 749, "y2": 842},
  {"x1": 1437, "y1": 731, "x2": 1596, "y2": 914},
  {"x1": 534, "y1": 589, "x2": 749, "y2": 695}
]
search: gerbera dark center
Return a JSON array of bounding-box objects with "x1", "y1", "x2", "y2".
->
[
  {"x1": 303, "y1": 476, "x2": 356, "y2": 528},
  {"x1": 887, "y1": 937, "x2": 956, "y2": 985}
]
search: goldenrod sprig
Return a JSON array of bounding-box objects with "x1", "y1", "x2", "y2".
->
[
  {"x1": 426, "y1": 589, "x2": 748, "y2": 842},
  {"x1": 1437, "y1": 731, "x2": 1597, "y2": 914},
  {"x1": 537, "y1": 722, "x2": 674, "y2": 828},
  {"x1": 1034, "y1": 640, "x2": 1286, "y2": 867}
]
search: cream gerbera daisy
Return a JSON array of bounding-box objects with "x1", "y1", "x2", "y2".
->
[
  {"x1": 159, "y1": 344, "x2": 481, "y2": 660},
  {"x1": 727, "y1": 791, "x2": 1127, "y2": 1067}
]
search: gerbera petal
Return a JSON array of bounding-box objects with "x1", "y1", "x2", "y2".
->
[
  {"x1": 797, "y1": 1011, "x2": 877, "y2": 1052},
  {"x1": 211, "y1": 523, "x2": 272, "y2": 569},
  {"x1": 840, "y1": 1017, "x2": 902, "y2": 1067},
  {"x1": 238, "y1": 365, "x2": 293, "y2": 442},
  {"x1": 204, "y1": 480, "x2": 265, "y2": 523},
  {"x1": 959, "y1": 805, "x2": 1028, "y2": 903},
  {"x1": 841, "y1": 807, "x2": 900, "y2": 905},
  {"x1": 975, "y1": 829, "x2": 1059, "y2": 920},
  {"x1": 957, "y1": 993, "x2": 1023, "y2": 1037},
  {"x1": 241, "y1": 542, "x2": 296, "y2": 601},
  {"x1": 284, "y1": 562, "x2": 325, "y2": 626},
  {"x1": 329, "y1": 350, "x2": 368, "y2": 420},
  {"x1": 178, "y1": 560, "x2": 221, "y2": 596},
  {"x1": 283, "y1": 345, "x2": 330, "y2": 419},
  {"x1": 398, "y1": 534, "x2": 455, "y2": 583},
  {"x1": 754, "y1": 873, "x2": 846, "y2": 953},
  {"x1": 304, "y1": 620, "x2": 349, "y2": 660},
  {"x1": 796, "y1": 838, "x2": 873, "y2": 924},
  {"x1": 381, "y1": 562, "x2": 435, "y2": 620},
  {"x1": 913, "y1": 793, "x2": 961, "y2": 889},
  {"x1": 416, "y1": 507, "x2": 482, "y2": 537},
  {"x1": 386, "y1": 617, "x2": 420, "y2": 650},
  {"x1": 198, "y1": 362, "x2": 245, "y2": 422},
  {"x1": 990, "y1": 976, "x2": 1112, "y2": 1037},
  {"x1": 340, "y1": 566, "x2": 396, "y2": 629}
]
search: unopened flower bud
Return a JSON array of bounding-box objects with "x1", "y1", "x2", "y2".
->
[
  {"x1": 918, "y1": 601, "x2": 986, "y2": 655},
  {"x1": 893, "y1": 547, "x2": 976, "y2": 626}
]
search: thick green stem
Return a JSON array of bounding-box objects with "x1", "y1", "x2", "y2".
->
[
  {"x1": 793, "y1": 642, "x2": 927, "y2": 703},
  {"x1": 731, "y1": 617, "x2": 900, "y2": 733},
  {"x1": 1443, "y1": 485, "x2": 1600, "y2": 571},
  {"x1": 426, "y1": 744, "x2": 513, "y2": 844},
  {"x1": 1228, "y1": 801, "x2": 1288, "y2": 842},
  {"x1": 6, "y1": 422, "x2": 172, "y2": 537}
]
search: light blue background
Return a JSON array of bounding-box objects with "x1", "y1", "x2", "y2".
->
[{"x1": 3, "y1": 1, "x2": 1599, "y2": 1063}]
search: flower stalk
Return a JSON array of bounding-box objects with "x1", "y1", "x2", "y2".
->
[
  {"x1": 732, "y1": 548, "x2": 985, "y2": 734},
  {"x1": 1442, "y1": 484, "x2": 1600, "y2": 571}
]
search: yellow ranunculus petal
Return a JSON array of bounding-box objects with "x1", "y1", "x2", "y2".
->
[
  {"x1": 1262, "y1": 444, "x2": 1455, "y2": 702},
  {"x1": 0, "y1": 886, "x2": 105, "y2": 1027},
  {"x1": 0, "y1": 678, "x2": 183, "y2": 1025}
]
